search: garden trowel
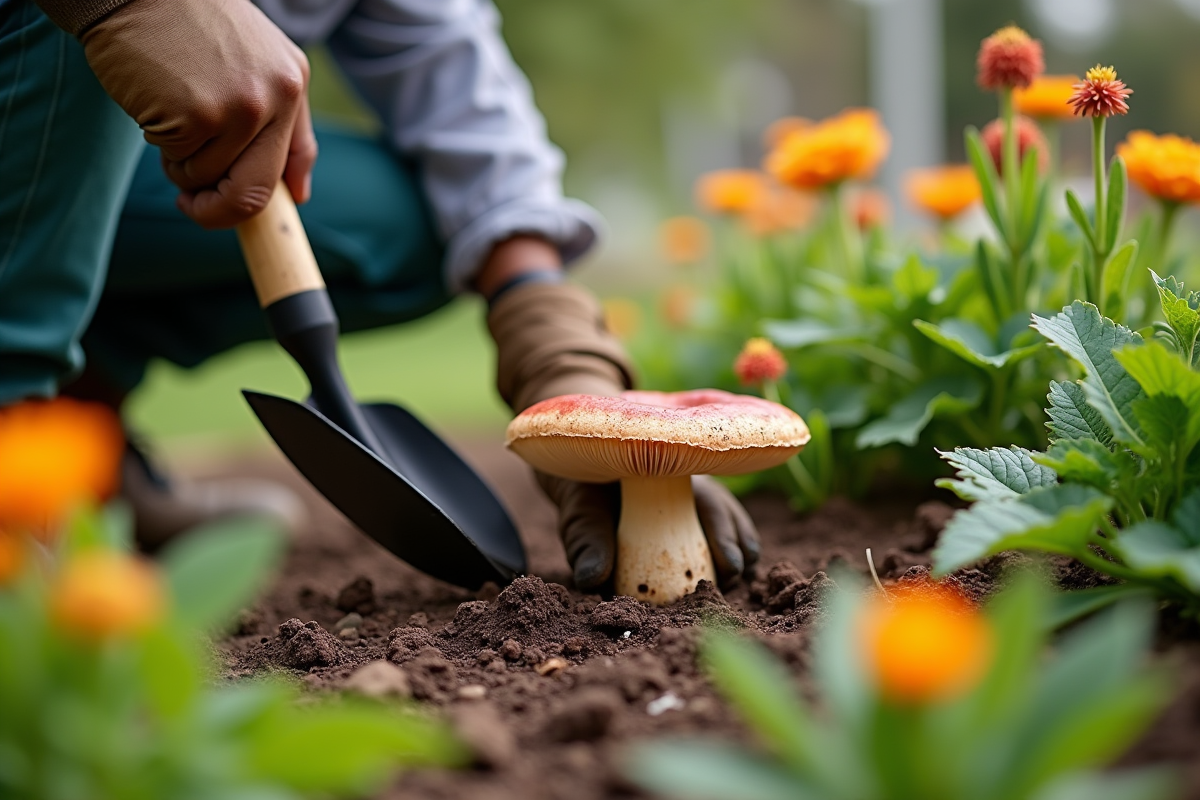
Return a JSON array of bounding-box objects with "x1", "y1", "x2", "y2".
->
[{"x1": 235, "y1": 181, "x2": 526, "y2": 589}]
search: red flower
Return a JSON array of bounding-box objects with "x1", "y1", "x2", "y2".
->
[
  {"x1": 982, "y1": 116, "x2": 1049, "y2": 175},
  {"x1": 734, "y1": 338, "x2": 787, "y2": 386},
  {"x1": 1069, "y1": 65, "x2": 1132, "y2": 119},
  {"x1": 976, "y1": 26, "x2": 1044, "y2": 91}
]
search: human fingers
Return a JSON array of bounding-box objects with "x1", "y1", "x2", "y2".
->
[{"x1": 284, "y1": 91, "x2": 317, "y2": 204}]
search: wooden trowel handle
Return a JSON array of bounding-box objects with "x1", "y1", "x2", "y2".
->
[{"x1": 235, "y1": 181, "x2": 325, "y2": 307}]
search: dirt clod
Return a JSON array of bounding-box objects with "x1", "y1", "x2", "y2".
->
[
  {"x1": 451, "y1": 701, "x2": 516, "y2": 769},
  {"x1": 344, "y1": 660, "x2": 411, "y2": 698},
  {"x1": 263, "y1": 619, "x2": 353, "y2": 670},
  {"x1": 335, "y1": 576, "x2": 377, "y2": 615},
  {"x1": 541, "y1": 687, "x2": 622, "y2": 743}
]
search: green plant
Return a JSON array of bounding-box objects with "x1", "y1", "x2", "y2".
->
[
  {"x1": 933, "y1": 272, "x2": 1200, "y2": 608},
  {"x1": 0, "y1": 509, "x2": 467, "y2": 800},
  {"x1": 626, "y1": 576, "x2": 1177, "y2": 800}
]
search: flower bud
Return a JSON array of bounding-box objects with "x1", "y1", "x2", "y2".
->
[
  {"x1": 50, "y1": 551, "x2": 164, "y2": 642},
  {"x1": 976, "y1": 26, "x2": 1044, "y2": 91},
  {"x1": 734, "y1": 338, "x2": 787, "y2": 386}
]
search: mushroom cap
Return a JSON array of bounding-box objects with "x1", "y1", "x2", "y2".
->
[{"x1": 505, "y1": 389, "x2": 810, "y2": 483}]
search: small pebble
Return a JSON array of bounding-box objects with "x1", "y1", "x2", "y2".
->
[
  {"x1": 337, "y1": 628, "x2": 360, "y2": 643},
  {"x1": 535, "y1": 657, "x2": 569, "y2": 677},
  {"x1": 457, "y1": 684, "x2": 487, "y2": 701},
  {"x1": 335, "y1": 612, "x2": 363, "y2": 631},
  {"x1": 646, "y1": 691, "x2": 686, "y2": 717},
  {"x1": 344, "y1": 660, "x2": 411, "y2": 698},
  {"x1": 407, "y1": 612, "x2": 429, "y2": 629},
  {"x1": 622, "y1": 631, "x2": 631, "y2": 639}
]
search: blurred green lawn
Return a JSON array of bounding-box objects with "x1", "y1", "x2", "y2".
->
[{"x1": 125, "y1": 298, "x2": 510, "y2": 449}]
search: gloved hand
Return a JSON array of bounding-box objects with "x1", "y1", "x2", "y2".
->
[
  {"x1": 78, "y1": 0, "x2": 316, "y2": 228},
  {"x1": 487, "y1": 280, "x2": 761, "y2": 591}
]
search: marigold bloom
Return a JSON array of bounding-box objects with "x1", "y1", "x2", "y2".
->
[
  {"x1": 859, "y1": 582, "x2": 993, "y2": 704},
  {"x1": 742, "y1": 187, "x2": 817, "y2": 237},
  {"x1": 0, "y1": 530, "x2": 25, "y2": 586},
  {"x1": 1069, "y1": 65, "x2": 1132, "y2": 118},
  {"x1": 1014, "y1": 75, "x2": 1080, "y2": 119},
  {"x1": 982, "y1": 116, "x2": 1049, "y2": 175},
  {"x1": 50, "y1": 551, "x2": 165, "y2": 641},
  {"x1": 695, "y1": 170, "x2": 770, "y2": 215},
  {"x1": 0, "y1": 398, "x2": 124, "y2": 539},
  {"x1": 1117, "y1": 131, "x2": 1200, "y2": 205},
  {"x1": 763, "y1": 116, "x2": 811, "y2": 149},
  {"x1": 659, "y1": 284, "x2": 697, "y2": 330},
  {"x1": 659, "y1": 216, "x2": 711, "y2": 264},
  {"x1": 853, "y1": 188, "x2": 891, "y2": 231},
  {"x1": 765, "y1": 109, "x2": 890, "y2": 191},
  {"x1": 734, "y1": 338, "x2": 787, "y2": 385},
  {"x1": 905, "y1": 165, "x2": 981, "y2": 220},
  {"x1": 602, "y1": 298, "x2": 641, "y2": 341},
  {"x1": 976, "y1": 26, "x2": 1044, "y2": 91}
]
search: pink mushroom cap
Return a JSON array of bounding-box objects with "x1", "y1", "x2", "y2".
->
[{"x1": 505, "y1": 389, "x2": 810, "y2": 483}]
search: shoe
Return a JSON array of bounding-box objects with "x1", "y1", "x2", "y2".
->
[{"x1": 122, "y1": 437, "x2": 306, "y2": 550}]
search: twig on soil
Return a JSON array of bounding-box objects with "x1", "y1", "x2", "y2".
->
[{"x1": 865, "y1": 548, "x2": 886, "y2": 594}]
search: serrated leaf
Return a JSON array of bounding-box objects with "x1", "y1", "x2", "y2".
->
[
  {"x1": 936, "y1": 446, "x2": 1057, "y2": 502},
  {"x1": 1131, "y1": 394, "x2": 1191, "y2": 459},
  {"x1": 1114, "y1": 341, "x2": 1200, "y2": 452},
  {"x1": 967, "y1": 127, "x2": 1007, "y2": 240},
  {"x1": 1033, "y1": 439, "x2": 1128, "y2": 490},
  {"x1": 1065, "y1": 189, "x2": 1096, "y2": 250},
  {"x1": 932, "y1": 485, "x2": 1113, "y2": 575},
  {"x1": 1105, "y1": 157, "x2": 1127, "y2": 254},
  {"x1": 1046, "y1": 380, "x2": 1113, "y2": 445},
  {"x1": 1032, "y1": 301, "x2": 1145, "y2": 445},
  {"x1": 764, "y1": 319, "x2": 866, "y2": 348},
  {"x1": 856, "y1": 377, "x2": 983, "y2": 448},
  {"x1": 915, "y1": 318, "x2": 1042, "y2": 371},
  {"x1": 1117, "y1": 521, "x2": 1200, "y2": 592},
  {"x1": 1154, "y1": 270, "x2": 1200, "y2": 359},
  {"x1": 1099, "y1": 240, "x2": 1138, "y2": 322}
]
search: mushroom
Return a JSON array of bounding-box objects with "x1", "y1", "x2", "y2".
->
[{"x1": 506, "y1": 389, "x2": 809, "y2": 605}]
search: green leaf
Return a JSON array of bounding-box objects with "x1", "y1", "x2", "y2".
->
[
  {"x1": 1153, "y1": 270, "x2": 1200, "y2": 359},
  {"x1": 1065, "y1": 189, "x2": 1097, "y2": 250},
  {"x1": 160, "y1": 517, "x2": 286, "y2": 632},
  {"x1": 915, "y1": 318, "x2": 1042, "y2": 371},
  {"x1": 974, "y1": 240, "x2": 1010, "y2": 322},
  {"x1": 1105, "y1": 157, "x2": 1127, "y2": 255},
  {"x1": 1030, "y1": 770, "x2": 1178, "y2": 800},
  {"x1": 1115, "y1": 341, "x2": 1200, "y2": 452},
  {"x1": 932, "y1": 485, "x2": 1113, "y2": 575},
  {"x1": 856, "y1": 377, "x2": 983, "y2": 448},
  {"x1": 764, "y1": 319, "x2": 865, "y2": 349},
  {"x1": 1033, "y1": 439, "x2": 1130, "y2": 491},
  {"x1": 892, "y1": 254, "x2": 938, "y2": 304},
  {"x1": 967, "y1": 127, "x2": 1007, "y2": 240},
  {"x1": 1099, "y1": 240, "x2": 1138, "y2": 322},
  {"x1": 1032, "y1": 301, "x2": 1145, "y2": 445},
  {"x1": 1117, "y1": 521, "x2": 1200, "y2": 592},
  {"x1": 624, "y1": 741, "x2": 820, "y2": 800},
  {"x1": 1017, "y1": 142, "x2": 1047, "y2": 249},
  {"x1": 1048, "y1": 585, "x2": 1155, "y2": 629},
  {"x1": 1045, "y1": 380, "x2": 1113, "y2": 445},
  {"x1": 702, "y1": 632, "x2": 815, "y2": 772},
  {"x1": 137, "y1": 628, "x2": 201, "y2": 719},
  {"x1": 1172, "y1": 488, "x2": 1200, "y2": 545},
  {"x1": 936, "y1": 446, "x2": 1057, "y2": 502}
]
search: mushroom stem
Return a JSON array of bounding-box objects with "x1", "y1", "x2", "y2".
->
[{"x1": 615, "y1": 476, "x2": 714, "y2": 605}]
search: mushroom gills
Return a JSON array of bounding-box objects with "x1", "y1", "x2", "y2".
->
[{"x1": 615, "y1": 475, "x2": 713, "y2": 604}]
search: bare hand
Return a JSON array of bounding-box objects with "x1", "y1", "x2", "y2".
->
[{"x1": 82, "y1": 0, "x2": 317, "y2": 227}]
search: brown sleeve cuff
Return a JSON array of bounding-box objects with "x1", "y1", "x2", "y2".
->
[
  {"x1": 35, "y1": 0, "x2": 134, "y2": 36},
  {"x1": 487, "y1": 282, "x2": 637, "y2": 413}
]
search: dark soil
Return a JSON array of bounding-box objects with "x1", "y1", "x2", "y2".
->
[{"x1": 205, "y1": 442, "x2": 1200, "y2": 800}]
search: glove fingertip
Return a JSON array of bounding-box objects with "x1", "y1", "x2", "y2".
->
[{"x1": 573, "y1": 547, "x2": 613, "y2": 591}]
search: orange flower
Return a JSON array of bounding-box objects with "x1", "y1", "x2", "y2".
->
[
  {"x1": 859, "y1": 582, "x2": 993, "y2": 704},
  {"x1": 602, "y1": 298, "x2": 642, "y2": 341},
  {"x1": 1014, "y1": 75, "x2": 1080, "y2": 120},
  {"x1": 0, "y1": 398, "x2": 124, "y2": 540},
  {"x1": 659, "y1": 284, "x2": 697, "y2": 330},
  {"x1": 659, "y1": 216, "x2": 712, "y2": 264},
  {"x1": 1069, "y1": 65, "x2": 1132, "y2": 119},
  {"x1": 976, "y1": 26, "x2": 1044, "y2": 91},
  {"x1": 982, "y1": 116, "x2": 1049, "y2": 175},
  {"x1": 0, "y1": 529, "x2": 25, "y2": 586},
  {"x1": 1117, "y1": 131, "x2": 1200, "y2": 205},
  {"x1": 853, "y1": 188, "x2": 891, "y2": 231},
  {"x1": 734, "y1": 338, "x2": 787, "y2": 385},
  {"x1": 763, "y1": 116, "x2": 811, "y2": 149},
  {"x1": 50, "y1": 551, "x2": 165, "y2": 641},
  {"x1": 742, "y1": 186, "x2": 817, "y2": 237},
  {"x1": 765, "y1": 109, "x2": 890, "y2": 191},
  {"x1": 905, "y1": 165, "x2": 982, "y2": 220},
  {"x1": 695, "y1": 170, "x2": 770, "y2": 215}
]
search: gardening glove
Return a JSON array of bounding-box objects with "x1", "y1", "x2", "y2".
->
[
  {"x1": 60, "y1": 0, "x2": 316, "y2": 228},
  {"x1": 487, "y1": 281, "x2": 761, "y2": 591}
]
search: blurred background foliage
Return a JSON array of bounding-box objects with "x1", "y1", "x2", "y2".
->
[{"x1": 129, "y1": 0, "x2": 1200, "y2": 449}]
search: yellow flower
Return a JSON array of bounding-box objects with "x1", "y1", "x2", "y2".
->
[
  {"x1": 602, "y1": 298, "x2": 642, "y2": 341},
  {"x1": 659, "y1": 216, "x2": 711, "y2": 264},
  {"x1": 1116, "y1": 131, "x2": 1200, "y2": 205},
  {"x1": 905, "y1": 165, "x2": 982, "y2": 220},
  {"x1": 858, "y1": 582, "x2": 993, "y2": 704},
  {"x1": 765, "y1": 109, "x2": 890, "y2": 191},
  {"x1": 0, "y1": 399, "x2": 124, "y2": 540},
  {"x1": 50, "y1": 551, "x2": 165, "y2": 641},
  {"x1": 1014, "y1": 75, "x2": 1080, "y2": 120},
  {"x1": 0, "y1": 529, "x2": 25, "y2": 586},
  {"x1": 734, "y1": 338, "x2": 787, "y2": 385},
  {"x1": 695, "y1": 170, "x2": 770, "y2": 215}
]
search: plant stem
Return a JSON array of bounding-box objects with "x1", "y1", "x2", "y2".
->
[
  {"x1": 1091, "y1": 116, "x2": 1108, "y2": 304},
  {"x1": 1158, "y1": 200, "x2": 1181, "y2": 273},
  {"x1": 1001, "y1": 89, "x2": 1020, "y2": 250},
  {"x1": 831, "y1": 182, "x2": 862, "y2": 283},
  {"x1": 1076, "y1": 546, "x2": 1142, "y2": 583},
  {"x1": 763, "y1": 380, "x2": 824, "y2": 504}
]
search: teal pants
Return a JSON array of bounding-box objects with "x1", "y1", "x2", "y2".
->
[{"x1": 0, "y1": 2, "x2": 448, "y2": 406}]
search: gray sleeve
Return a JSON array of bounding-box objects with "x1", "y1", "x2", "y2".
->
[{"x1": 256, "y1": 0, "x2": 602, "y2": 293}]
